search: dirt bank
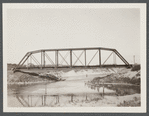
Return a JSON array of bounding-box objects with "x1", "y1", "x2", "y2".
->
[{"x1": 7, "y1": 67, "x2": 140, "y2": 84}]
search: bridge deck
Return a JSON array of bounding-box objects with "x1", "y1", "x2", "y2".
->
[{"x1": 17, "y1": 64, "x2": 132, "y2": 69}]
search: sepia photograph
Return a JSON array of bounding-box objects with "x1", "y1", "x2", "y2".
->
[{"x1": 3, "y1": 3, "x2": 146, "y2": 112}]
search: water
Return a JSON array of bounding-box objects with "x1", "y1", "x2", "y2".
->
[{"x1": 7, "y1": 75, "x2": 140, "y2": 107}]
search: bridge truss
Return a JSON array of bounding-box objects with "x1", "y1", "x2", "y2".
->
[{"x1": 14, "y1": 47, "x2": 131, "y2": 71}]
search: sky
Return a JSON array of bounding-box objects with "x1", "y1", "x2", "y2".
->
[{"x1": 5, "y1": 6, "x2": 140, "y2": 64}]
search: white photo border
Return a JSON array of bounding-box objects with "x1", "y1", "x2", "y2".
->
[{"x1": 3, "y1": 3, "x2": 147, "y2": 113}]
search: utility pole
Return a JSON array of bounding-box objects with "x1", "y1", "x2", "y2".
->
[{"x1": 133, "y1": 55, "x2": 135, "y2": 64}]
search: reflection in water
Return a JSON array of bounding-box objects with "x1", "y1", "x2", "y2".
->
[
  {"x1": 10, "y1": 93, "x2": 103, "y2": 107},
  {"x1": 8, "y1": 77, "x2": 140, "y2": 107},
  {"x1": 85, "y1": 81, "x2": 140, "y2": 96}
]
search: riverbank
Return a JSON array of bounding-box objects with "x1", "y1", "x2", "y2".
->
[{"x1": 7, "y1": 67, "x2": 140, "y2": 85}]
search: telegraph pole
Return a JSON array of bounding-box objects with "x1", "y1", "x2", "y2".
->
[{"x1": 133, "y1": 55, "x2": 135, "y2": 64}]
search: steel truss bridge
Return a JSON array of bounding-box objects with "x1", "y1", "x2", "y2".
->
[{"x1": 14, "y1": 47, "x2": 131, "y2": 71}]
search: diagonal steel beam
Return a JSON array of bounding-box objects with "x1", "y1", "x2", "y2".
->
[
  {"x1": 45, "y1": 53, "x2": 55, "y2": 65},
  {"x1": 31, "y1": 55, "x2": 41, "y2": 65},
  {"x1": 20, "y1": 96, "x2": 30, "y2": 107},
  {"x1": 45, "y1": 53, "x2": 54, "y2": 65},
  {"x1": 16, "y1": 95, "x2": 27, "y2": 107},
  {"x1": 32, "y1": 55, "x2": 40, "y2": 65},
  {"x1": 16, "y1": 53, "x2": 29, "y2": 67},
  {"x1": 34, "y1": 96, "x2": 41, "y2": 107},
  {"x1": 31, "y1": 56, "x2": 39, "y2": 67},
  {"x1": 72, "y1": 52, "x2": 84, "y2": 65},
  {"x1": 60, "y1": 51, "x2": 69, "y2": 65},
  {"x1": 15, "y1": 53, "x2": 30, "y2": 70},
  {"x1": 114, "y1": 50, "x2": 129, "y2": 65},
  {"x1": 115, "y1": 52, "x2": 128, "y2": 65},
  {"x1": 58, "y1": 52, "x2": 69, "y2": 66},
  {"x1": 103, "y1": 52, "x2": 113, "y2": 65},
  {"x1": 88, "y1": 50, "x2": 99, "y2": 65},
  {"x1": 113, "y1": 52, "x2": 116, "y2": 64},
  {"x1": 20, "y1": 53, "x2": 32, "y2": 67},
  {"x1": 73, "y1": 51, "x2": 84, "y2": 65}
]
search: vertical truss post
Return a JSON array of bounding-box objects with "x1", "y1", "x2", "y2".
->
[
  {"x1": 55, "y1": 51, "x2": 57, "y2": 68},
  {"x1": 55, "y1": 50, "x2": 58, "y2": 68},
  {"x1": 57, "y1": 51, "x2": 59, "y2": 67},
  {"x1": 41, "y1": 51, "x2": 43, "y2": 69},
  {"x1": 43, "y1": 51, "x2": 45, "y2": 67},
  {"x1": 27, "y1": 58, "x2": 29, "y2": 69},
  {"x1": 70, "y1": 50, "x2": 72, "y2": 68},
  {"x1": 84, "y1": 49, "x2": 86, "y2": 67},
  {"x1": 30, "y1": 55, "x2": 32, "y2": 68},
  {"x1": 99, "y1": 49, "x2": 101, "y2": 67}
]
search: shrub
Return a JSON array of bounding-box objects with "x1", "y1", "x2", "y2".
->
[
  {"x1": 117, "y1": 98, "x2": 141, "y2": 107},
  {"x1": 131, "y1": 65, "x2": 140, "y2": 71}
]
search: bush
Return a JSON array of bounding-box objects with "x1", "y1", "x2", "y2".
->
[
  {"x1": 117, "y1": 98, "x2": 141, "y2": 107},
  {"x1": 131, "y1": 65, "x2": 140, "y2": 71}
]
